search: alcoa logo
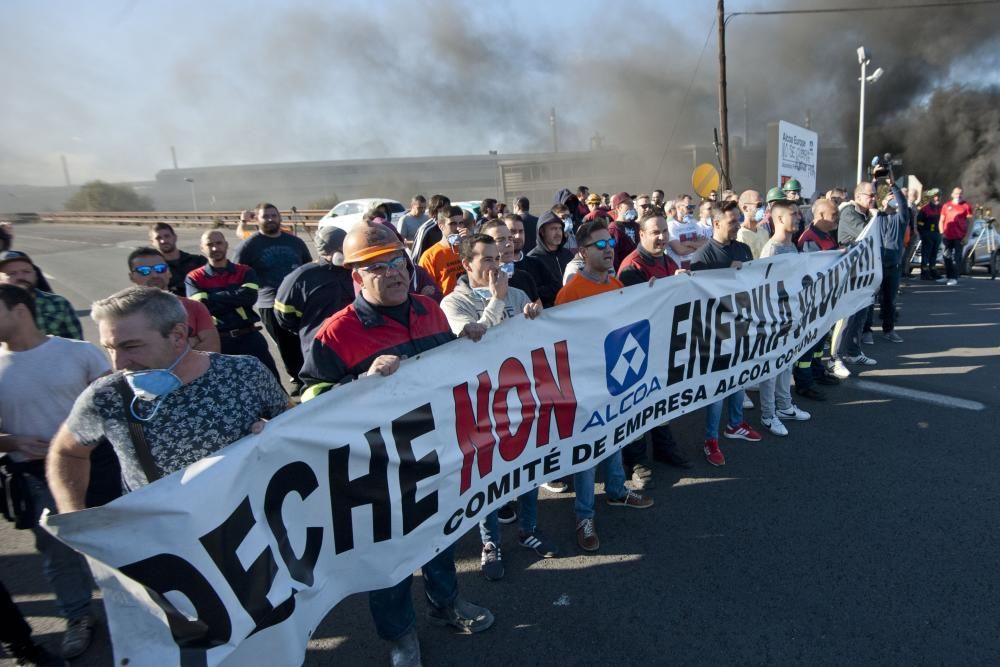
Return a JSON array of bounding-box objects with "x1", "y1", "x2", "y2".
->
[{"x1": 604, "y1": 320, "x2": 650, "y2": 396}]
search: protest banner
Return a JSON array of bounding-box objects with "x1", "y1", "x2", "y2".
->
[{"x1": 45, "y1": 229, "x2": 882, "y2": 666}]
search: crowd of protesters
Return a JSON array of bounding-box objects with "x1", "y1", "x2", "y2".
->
[{"x1": 0, "y1": 174, "x2": 983, "y2": 665}]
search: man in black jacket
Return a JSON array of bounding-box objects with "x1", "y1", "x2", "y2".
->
[{"x1": 524, "y1": 211, "x2": 574, "y2": 307}]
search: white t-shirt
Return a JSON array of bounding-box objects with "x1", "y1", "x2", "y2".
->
[
  {"x1": 667, "y1": 218, "x2": 706, "y2": 266},
  {"x1": 0, "y1": 336, "x2": 109, "y2": 459}
]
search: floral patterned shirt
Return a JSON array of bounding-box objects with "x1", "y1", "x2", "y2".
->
[{"x1": 65, "y1": 353, "x2": 287, "y2": 491}]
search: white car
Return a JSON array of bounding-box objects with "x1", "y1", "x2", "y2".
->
[{"x1": 316, "y1": 198, "x2": 405, "y2": 233}]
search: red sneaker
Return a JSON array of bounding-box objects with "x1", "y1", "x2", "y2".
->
[
  {"x1": 723, "y1": 421, "x2": 762, "y2": 442},
  {"x1": 704, "y1": 438, "x2": 725, "y2": 466}
]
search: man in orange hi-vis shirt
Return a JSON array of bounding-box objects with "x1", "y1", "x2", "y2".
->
[
  {"x1": 418, "y1": 205, "x2": 471, "y2": 295},
  {"x1": 554, "y1": 219, "x2": 653, "y2": 554}
]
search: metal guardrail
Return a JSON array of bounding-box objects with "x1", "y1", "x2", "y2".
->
[{"x1": 36, "y1": 210, "x2": 328, "y2": 228}]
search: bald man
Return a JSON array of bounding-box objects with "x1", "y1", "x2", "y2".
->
[
  {"x1": 185, "y1": 231, "x2": 280, "y2": 378},
  {"x1": 736, "y1": 189, "x2": 770, "y2": 259}
]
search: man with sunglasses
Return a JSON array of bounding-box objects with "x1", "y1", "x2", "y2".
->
[
  {"x1": 127, "y1": 247, "x2": 220, "y2": 352},
  {"x1": 300, "y1": 223, "x2": 491, "y2": 667},
  {"x1": 555, "y1": 220, "x2": 654, "y2": 553},
  {"x1": 186, "y1": 231, "x2": 280, "y2": 379}
]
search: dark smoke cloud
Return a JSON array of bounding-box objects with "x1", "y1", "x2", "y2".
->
[{"x1": 2, "y1": 0, "x2": 998, "y2": 206}]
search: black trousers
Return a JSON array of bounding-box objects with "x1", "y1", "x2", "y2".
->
[
  {"x1": 623, "y1": 423, "x2": 680, "y2": 468},
  {"x1": 0, "y1": 580, "x2": 32, "y2": 648},
  {"x1": 919, "y1": 230, "x2": 941, "y2": 277},
  {"x1": 258, "y1": 307, "x2": 304, "y2": 386},
  {"x1": 220, "y1": 328, "x2": 281, "y2": 381}
]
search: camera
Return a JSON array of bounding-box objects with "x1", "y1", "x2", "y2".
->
[{"x1": 869, "y1": 153, "x2": 902, "y2": 180}]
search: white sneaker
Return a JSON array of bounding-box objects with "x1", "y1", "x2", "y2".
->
[
  {"x1": 761, "y1": 416, "x2": 788, "y2": 436},
  {"x1": 946, "y1": 279, "x2": 958, "y2": 286},
  {"x1": 743, "y1": 396, "x2": 755, "y2": 409},
  {"x1": 776, "y1": 405, "x2": 811, "y2": 421},
  {"x1": 831, "y1": 360, "x2": 851, "y2": 379},
  {"x1": 844, "y1": 354, "x2": 877, "y2": 366}
]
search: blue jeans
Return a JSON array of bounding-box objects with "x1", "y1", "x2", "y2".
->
[
  {"x1": 573, "y1": 451, "x2": 626, "y2": 521},
  {"x1": 23, "y1": 473, "x2": 93, "y2": 620},
  {"x1": 704, "y1": 389, "x2": 745, "y2": 440},
  {"x1": 479, "y1": 488, "x2": 539, "y2": 545},
  {"x1": 369, "y1": 546, "x2": 458, "y2": 641}
]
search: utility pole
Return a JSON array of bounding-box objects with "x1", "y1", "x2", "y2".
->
[
  {"x1": 716, "y1": 0, "x2": 731, "y2": 189},
  {"x1": 549, "y1": 108, "x2": 559, "y2": 153},
  {"x1": 170, "y1": 145, "x2": 179, "y2": 169},
  {"x1": 743, "y1": 88, "x2": 749, "y2": 147},
  {"x1": 60, "y1": 155, "x2": 71, "y2": 187}
]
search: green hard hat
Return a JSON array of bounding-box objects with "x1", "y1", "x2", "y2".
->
[
  {"x1": 766, "y1": 187, "x2": 788, "y2": 204},
  {"x1": 782, "y1": 178, "x2": 802, "y2": 193}
]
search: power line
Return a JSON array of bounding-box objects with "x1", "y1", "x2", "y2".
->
[
  {"x1": 650, "y1": 17, "x2": 717, "y2": 191},
  {"x1": 727, "y1": 0, "x2": 1000, "y2": 22}
]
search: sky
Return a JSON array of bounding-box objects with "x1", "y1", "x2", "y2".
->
[{"x1": 2, "y1": 0, "x2": 998, "y2": 188}]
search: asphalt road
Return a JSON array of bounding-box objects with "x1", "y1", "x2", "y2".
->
[{"x1": 3, "y1": 223, "x2": 1000, "y2": 666}]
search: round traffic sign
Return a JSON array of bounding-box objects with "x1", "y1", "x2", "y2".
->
[{"x1": 692, "y1": 163, "x2": 720, "y2": 198}]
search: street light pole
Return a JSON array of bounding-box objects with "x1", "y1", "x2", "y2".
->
[
  {"x1": 184, "y1": 177, "x2": 198, "y2": 212},
  {"x1": 856, "y1": 51, "x2": 868, "y2": 185}
]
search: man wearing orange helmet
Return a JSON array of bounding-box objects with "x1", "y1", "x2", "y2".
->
[{"x1": 299, "y1": 223, "x2": 491, "y2": 667}]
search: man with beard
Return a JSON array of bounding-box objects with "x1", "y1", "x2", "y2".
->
[
  {"x1": 149, "y1": 222, "x2": 207, "y2": 296},
  {"x1": 234, "y1": 203, "x2": 312, "y2": 394},
  {"x1": 299, "y1": 224, "x2": 493, "y2": 667},
  {"x1": 0, "y1": 251, "x2": 82, "y2": 340},
  {"x1": 524, "y1": 211, "x2": 574, "y2": 308},
  {"x1": 186, "y1": 231, "x2": 280, "y2": 379},
  {"x1": 690, "y1": 202, "x2": 762, "y2": 466}
]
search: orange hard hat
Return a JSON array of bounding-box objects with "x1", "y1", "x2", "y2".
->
[{"x1": 341, "y1": 223, "x2": 404, "y2": 266}]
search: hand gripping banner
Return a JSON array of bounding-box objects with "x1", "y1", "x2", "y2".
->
[{"x1": 45, "y1": 229, "x2": 882, "y2": 666}]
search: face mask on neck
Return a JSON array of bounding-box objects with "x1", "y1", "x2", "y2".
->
[
  {"x1": 623, "y1": 209, "x2": 638, "y2": 222},
  {"x1": 952, "y1": 197, "x2": 961, "y2": 204},
  {"x1": 124, "y1": 345, "x2": 191, "y2": 421},
  {"x1": 472, "y1": 287, "x2": 493, "y2": 300},
  {"x1": 447, "y1": 233, "x2": 461, "y2": 246},
  {"x1": 499, "y1": 262, "x2": 515, "y2": 276}
]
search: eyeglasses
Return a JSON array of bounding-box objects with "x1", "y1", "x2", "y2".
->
[
  {"x1": 358, "y1": 255, "x2": 408, "y2": 275},
  {"x1": 585, "y1": 238, "x2": 617, "y2": 250},
  {"x1": 858, "y1": 192, "x2": 876, "y2": 198},
  {"x1": 132, "y1": 263, "x2": 169, "y2": 276}
]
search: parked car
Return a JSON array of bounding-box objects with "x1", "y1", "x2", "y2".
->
[
  {"x1": 910, "y1": 217, "x2": 999, "y2": 277},
  {"x1": 454, "y1": 201, "x2": 482, "y2": 221},
  {"x1": 316, "y1": 198, "x2": 405, "y2": 232}
]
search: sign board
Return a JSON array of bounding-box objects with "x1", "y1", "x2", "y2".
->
[
  {"x1": 691, "y1": 163, "x2": 720, "y2": 198},
  {"x1": 766, "y1": 121, "x2": 818, "y2": 198}
]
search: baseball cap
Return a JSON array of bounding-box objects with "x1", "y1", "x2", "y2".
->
[
  {"x1": 0, "y1": 250, "x2": 32, "y2": 270},
  {"x1": 610, "y1": 191, "x2": 631, "y2": 209}
]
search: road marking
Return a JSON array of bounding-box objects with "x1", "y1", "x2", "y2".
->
[
  {"x1": 859, "y1": 365, "x2": 981, "y2": 377},
  {"x1": 673, "y1": 477, "x2": 737, "y2": 487},
  {"x1": 853, "y1": 379, "x2": 985, "y2": 411}
]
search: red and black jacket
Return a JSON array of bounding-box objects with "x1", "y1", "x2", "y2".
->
[
  {"x1": 184, "y1": 261, "x2": 260, "y2": 332},
  {"x1": 300, "y1": 293, "x2": 455, "y2": 400},
  {"x1": 796, "y1": 225, "x2": 838, "y2": 253},
  {"x1": 617, "y1": 247, "x2": 680, "y2": 286}
]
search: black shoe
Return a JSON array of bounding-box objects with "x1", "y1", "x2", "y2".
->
[
  {"x1": 496, "y1": 502, "x2": 517, "y2": 525},
  {"x1": 426, "y1": 598, "x2": 494, "y2": 634},
  {"x1": 795, "y1": 386, "x2": 827, "y2": 401},
  {"x1": 815, "y1": 373, "x2": 841, "y2": 386},
  {"x1": 652, "y1": 449, "x2": 692, "y2": 469},
  {"x1": 388, "y1": 628, "x2": 421, "y2": 667}
]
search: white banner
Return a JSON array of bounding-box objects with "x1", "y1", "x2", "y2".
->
[
  {"x1": 777, "y1": 120, "x2": 819, "y2": 197},
  {"x1": 46, "y1": 231, "x2": 882, "y2": 667}
]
